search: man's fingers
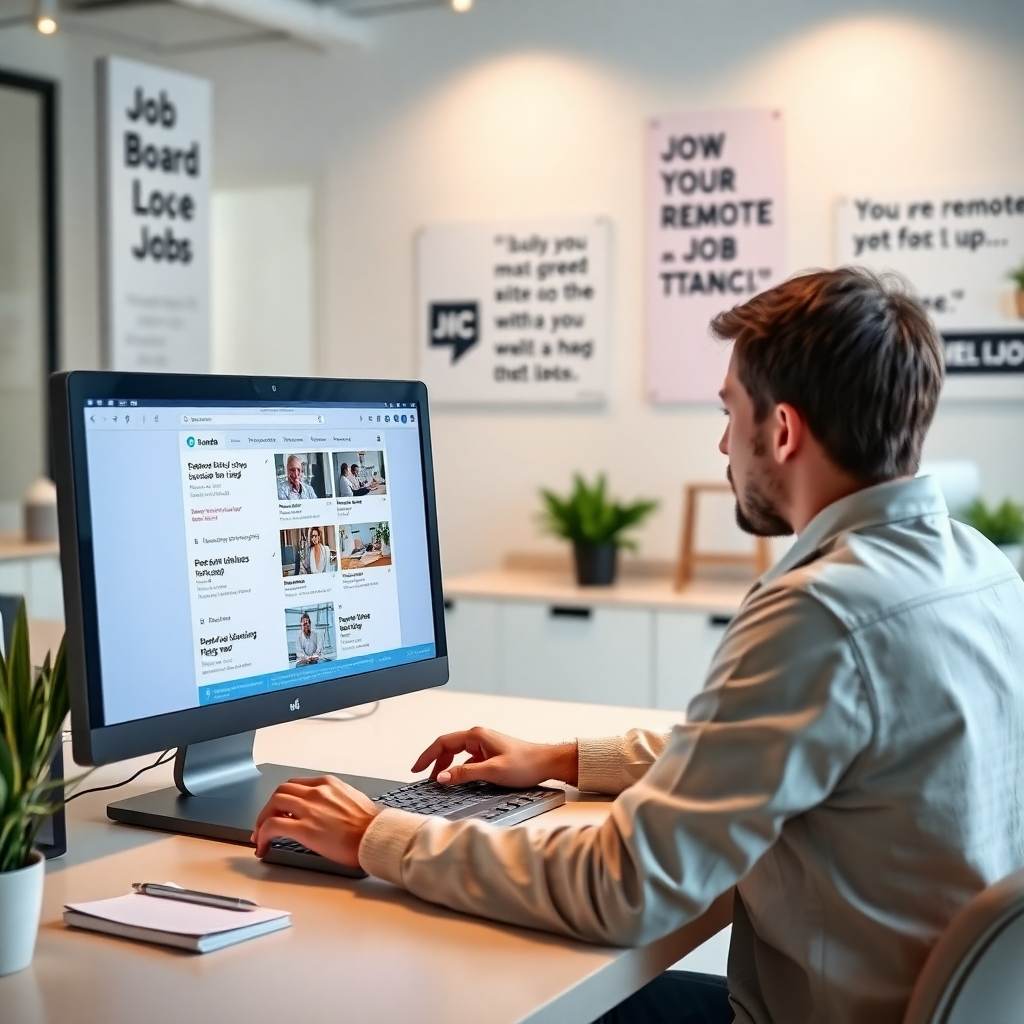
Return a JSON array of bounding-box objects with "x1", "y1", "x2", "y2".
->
[
  {"x1": 411, "y1": 732, "x2": 474, "y2": 773},
  {"x1": 252, "y1": 815, "x2": 314, "y2": 857},
  {"x1": 428, "y1": 752, "x2": 456, "y2": 780},
  {"x1": 282, "y1": 775, "x2": 338, "y2": 789},
  {"x1": 254, "y1": 789, "x2": 316, "y2": 830},
  {"x1": 437, "y1": 759, "x2": 502, "y2": 786},
  {"x1": 411, "y1": 738, "x2": 447, "y2": 773}
]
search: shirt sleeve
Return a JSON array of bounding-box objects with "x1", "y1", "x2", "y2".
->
[
  {"x1": 577, "y1": 729, "x2": 671, "y2": 794},
  {"x1": 359, "y1": 586, "x2": 873, "y2": 946}
]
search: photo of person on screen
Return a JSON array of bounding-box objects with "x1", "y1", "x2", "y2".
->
[
  {"x1": 342, "y1": 463, "x2": 370, "y2": 496},
  {"x1": 334, "y1": 451, "x2": 386, "y2": 498},
  {"x1": 294, "y1": 612, "x2": 324, "y2": 665},
  {"x1": 278, "y1": 454, "x2": 317, "y2": 500},
  {"x1": 302, "y1": 526, "x2": 333, "y2": 574}
]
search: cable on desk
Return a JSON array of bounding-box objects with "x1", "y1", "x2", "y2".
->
[
  {"x1": 65, "y1": 749, "x2": 174, "y2": 803},
  {"x1": 312, "y1": 701, "x2": 380, "y2": 722},
  {"x1": 59, "y1": 701, "x2": 379, "y2": 801}
]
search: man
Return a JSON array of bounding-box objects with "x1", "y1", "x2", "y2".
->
[
  {"x1": 293, "y1": 611, "x2": 323, "y2": 666},
  {"x1": 254, "y1": 269, "x2": 1024, "y2": 1024},
  {"x1": 278, "y1": 454, "x2": 317, "y2": 500}
]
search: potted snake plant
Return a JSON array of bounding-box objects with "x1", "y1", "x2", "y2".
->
[
  {"x1": 0, "y1": 601, "x2": 67, "y2": 976},
  {"x1": 538, "y1": 474, "x2": 658, "y2": 586}
]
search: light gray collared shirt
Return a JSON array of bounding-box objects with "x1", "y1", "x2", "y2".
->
[{"x1": 360, "y1": 476, "x2": 1024, "y2": 1024}]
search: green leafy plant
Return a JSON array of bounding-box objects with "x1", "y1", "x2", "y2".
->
[
  {"x1": 962, "y1": 498, "x2": 1024, "y2": 546},
  {"x1": 372, "y1": 521, "x2": 391, "y2": 549},
  {"x1": 1008, "y1": 261, "x2": 1024, "y2": 291},
  {"x1": 0, "y1": 602, "x2": 68, "y2": 873},
  {"x1": 538, "y1": 474, "x2": 658, "y2": 550}
]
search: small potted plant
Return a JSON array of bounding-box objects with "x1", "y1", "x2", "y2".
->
[
  {"x1": 1010, "y1": 261, "x2": 1024, "y2": 319},
  {"x1": 373, "y1": 521, "x2": 391, "y2": 557},
  {"x1": 0, "y1": 602, "x2": 67, "y2": 977},
  {"x1": 962, "y1": 497, "x2": 1024, "y2": 574},
  {"x1": 539, "y1": 474, "x2": 658, "y2": 586}
]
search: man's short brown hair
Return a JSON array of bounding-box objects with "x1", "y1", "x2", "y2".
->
[{"x1": 711, "y1": 268, "x2": 944, "y2": 482}]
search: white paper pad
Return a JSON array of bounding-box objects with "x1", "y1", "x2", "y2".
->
[{"x1": 65, "y1": 892, "x2": 289, "y2": 936}]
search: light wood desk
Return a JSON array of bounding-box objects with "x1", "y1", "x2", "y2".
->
[{"x1": 0, "y1": 688, "x2": 730, "y2": 1024}]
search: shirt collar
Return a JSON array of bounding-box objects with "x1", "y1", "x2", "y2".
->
[{"x1": 757, "y1": 475, "x2": 949, "y2": 587}]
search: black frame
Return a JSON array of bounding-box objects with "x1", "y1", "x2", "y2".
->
[
  {"x1": 0, "y1": 68, "x2": 60, "y2": 474},
  {"x1": 51, "y1": 370, "x2": 448, "y2": 767}
]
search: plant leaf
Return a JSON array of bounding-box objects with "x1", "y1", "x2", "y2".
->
[{"x1": 536, "y1": 475, "x2": 658, "y2": 547}]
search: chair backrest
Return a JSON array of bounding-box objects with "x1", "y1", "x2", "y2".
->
[{"x1": 904, "y1": 865, "x2": 1024, "y2": 1023}]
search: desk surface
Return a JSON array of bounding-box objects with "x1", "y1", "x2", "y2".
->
[{"x1": 1, "y1": 688, "x2": 728, "y2": 1024}]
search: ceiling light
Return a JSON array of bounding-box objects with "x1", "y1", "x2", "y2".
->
[
  {"x1": 451, "y1": 0, "x2": 473, "y2": 12},
  {"x1": 35, "y1": 0, "x2": 57, "y2": 33}
]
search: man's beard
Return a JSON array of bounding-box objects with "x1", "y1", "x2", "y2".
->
[{"x1": 727, "y1": 460, "x2": 793, "y2": 538}]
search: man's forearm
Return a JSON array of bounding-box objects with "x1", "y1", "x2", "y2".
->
[{"x1": 546, "y1": 741, "x2": 579, "y2": 787}]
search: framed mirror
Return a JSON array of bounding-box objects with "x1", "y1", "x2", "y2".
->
[{"x1": 0, "y1": 69, "x2": 58, "y2": 530}]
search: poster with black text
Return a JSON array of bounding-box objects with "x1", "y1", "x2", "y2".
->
[
  {"x1": 837, "y1": 188, "x2": 1024, "y2": 399},
  {"x1": 98, "y1": 57, "x2": 211, "y2": 372},
  {"x1": 646, "y1": 110, "x2": 785, "y2": 403},
  {"x1": 417, "y1": 218, "x2": 610, "y2": 405}
]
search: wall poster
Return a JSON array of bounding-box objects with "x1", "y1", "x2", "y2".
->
[
  {"x1": 417, "y1": 217, "x2": 610, "y2": 405},
  {"x1": 98, "y1": 56, "x2": 211, "y2": 372},
  {"x1": 836, "y1": 188, "x2": 1024, "y2": 399},
  {"x1": 646, "y1": 109, "x2": 785, "y2": 403}
]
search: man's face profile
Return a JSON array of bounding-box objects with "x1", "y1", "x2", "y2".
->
[
  {"x1": 301, "y1": 615, "x2": 311, "y2": 636},
  {"x1": 719, "y1": 349, "x2": 793, "y2": 538},
  {"x1": 287, "y1": 458, "x2": 303, "y2": 490}
]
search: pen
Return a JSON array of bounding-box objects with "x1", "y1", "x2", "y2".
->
[{"x1": 132, "y1": 882, "x2": 260, "y2": 911}]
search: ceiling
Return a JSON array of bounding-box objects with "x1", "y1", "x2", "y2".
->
[{"x1": 2, "y1": 0, "x2": 461, "y2": 53}]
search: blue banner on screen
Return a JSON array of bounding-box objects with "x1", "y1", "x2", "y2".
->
[{"x1": 198, "y1": 643, "x2": 436, "y2": 705}]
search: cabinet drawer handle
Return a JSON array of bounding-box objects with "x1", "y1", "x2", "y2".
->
[
  {"x1": 709, "y1": 614, "x2": 733, "y2": 628},
  {"x1": 549, "y1": 606, "x2": 592, "y2": 619}
]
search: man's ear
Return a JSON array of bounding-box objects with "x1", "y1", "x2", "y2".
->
[{"x1": 771, "y1": 402, "x2": 804, "y2": 465}]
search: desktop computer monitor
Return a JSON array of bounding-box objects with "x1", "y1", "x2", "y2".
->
[{"x1": 51, "y1": 371, "x2": 447, "y2": 842}]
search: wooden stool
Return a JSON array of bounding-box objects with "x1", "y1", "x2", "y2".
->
[{"x1": 674, "y1": 482, "x2": 772, "y2": 590}]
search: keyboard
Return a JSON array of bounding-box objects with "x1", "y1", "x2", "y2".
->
[{"x1": 262, "y1": 778, "x2": 565, "y2": 877}]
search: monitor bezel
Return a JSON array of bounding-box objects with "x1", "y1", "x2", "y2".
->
[{"x1": 52, "y1": 370, "x2": 448, "y2": 766}]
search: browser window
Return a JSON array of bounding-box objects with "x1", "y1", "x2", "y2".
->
[{"x1": 82, "y1": 400, "x2": 434, "y2": 725}]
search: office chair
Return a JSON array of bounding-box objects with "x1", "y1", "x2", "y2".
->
[{"x1": 903, "y1": 864, "x2": 1024, "y2": 1023}]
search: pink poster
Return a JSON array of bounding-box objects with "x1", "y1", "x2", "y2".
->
[{"x1": 646, "y1": 109, "x2": 785, "y2": 402}]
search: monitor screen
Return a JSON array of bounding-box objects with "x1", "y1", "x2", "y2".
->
[{"x1": 54, "y1": 373, "x2": 447, "y2": 764}]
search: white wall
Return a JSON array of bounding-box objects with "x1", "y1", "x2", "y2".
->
[
  {"x1": 3, "y1": 0, "x2": 1023, "y2": 575},
  {"x1": 211, "y1": 185, "x2": 315, "y2": 375}
]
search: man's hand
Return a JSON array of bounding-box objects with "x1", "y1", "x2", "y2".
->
[
  {"x1": 412, "y1": 727, "x2": 579, "y2": 788},
  {"x1": 251, "y1": 776, "x2": 381, "y2": 868}
]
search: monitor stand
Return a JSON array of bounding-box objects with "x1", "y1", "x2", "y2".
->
[{"x1": 107, "y1": 730, "x2": 401, "y2": 844}]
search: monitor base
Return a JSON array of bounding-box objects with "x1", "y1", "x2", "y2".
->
[{"x1": 107, "y1": 764, "x2": 402, "y2": 845}]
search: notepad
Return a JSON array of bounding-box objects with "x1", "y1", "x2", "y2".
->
[{"x1": 64, "y1": 890, "x2": 291, "y2": 953}]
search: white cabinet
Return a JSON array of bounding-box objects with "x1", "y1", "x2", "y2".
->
[
  {"x1": 654, "y1": 609, "x2": 731, "y2": 711},
  {"x1": 442, "y1": 572, "x2": 745, "y2": 709},
  {"x1": 28, "y1": 557, "x2": 64, "y2": 619},
  {"x1": 444, "y1": 593, "x2": 737, "y2": 710},
  {"x1": 0, "y1": 554, "x2": 63, "y2": 620},
  {"x1": 501, "y1": 602, "x2": 653, "y2": 706},
  {"x1": 443, "y1": 598, "x2": 501, "y2": 694}
]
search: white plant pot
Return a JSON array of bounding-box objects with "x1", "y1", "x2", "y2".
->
[
  {"x1": 998, "y1": 544, "x2": 1023, "y2": 576},
  {"x1": 0, "y1": 850, "x2": 45, "y2": 976}
]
